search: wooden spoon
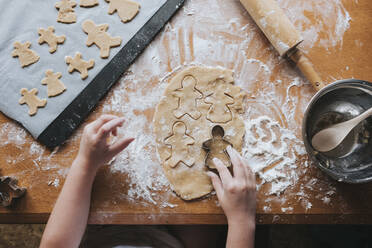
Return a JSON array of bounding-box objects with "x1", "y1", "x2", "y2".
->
[{"x1": 312, "y1": 107, "x2": 372, "y2": 152}]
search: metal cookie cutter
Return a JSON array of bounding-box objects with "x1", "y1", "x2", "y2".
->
[
  {"x1": 202, "y1": 125, "x2": 233, "y2": 169},
  {"x1": 0, "y1": 176, "x2": 26, "y2": 207}
]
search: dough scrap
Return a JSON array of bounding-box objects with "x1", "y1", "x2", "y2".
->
[
  {"x1": 82, "y1": 20, "x2": 122, "y2": 58},
  {"x1": 202, "y1": 125, "x2": 232, "y2": 169},
  {"x1": 80, "y1": 0, "x2": 99, "y2": 7},
  {"x1": 173, "y1": 75, "x2": 203, "y2": 120},
  {"x1": 41, "y1": 70, "x2": 67, "y2": 97},
  {"x1": 164, "y1": 121, "x2": 195, "y2": 168},
  {"x1": 38, "y1": 26, "x2": 66, "y2": 53},
  {"x1": 106, "y1": 0, "x2": 140, "y2": 23},
  {"x1": 154, "y1": 66, "x2": 247, "y2": 200},
  {"x1": 12, "y1": 41, "x2": 40, "y2": 68},
  {"x1": 65, "y1": 52, "x2": 94, "y2": 80},
  {"x1": 55, "y1": 0, "x2": 77, "y2": 24},
  {"x1": 204, "y1": 84, "x2": 234, "y2": 123},
  {"x1": 19, "y1": 88, "x2": 47, "y2": 116}
]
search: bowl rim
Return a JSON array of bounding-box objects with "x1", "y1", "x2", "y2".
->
[{"x1": 302, "y1": 78, "x2": 372, "y2": 183}]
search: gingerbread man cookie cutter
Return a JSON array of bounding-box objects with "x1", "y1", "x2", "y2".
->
[
  {"x1": 0, "y1": 176, "x2": 26, "y2": 207},
  {"x1": 202, "y1": 125, "x2": 233, "y2": 169}
]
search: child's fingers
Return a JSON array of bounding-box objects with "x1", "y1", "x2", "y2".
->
[
  {"x1": 238, "y1": 154, "x2": 255, "y2": 183},
  {"x1": 207, "y1": 171, "x2": 223, "y2": 198},
  {"x1": 109, "y1": 137, "x2": 135, "y2": 156},
  {"x1": 97, "y1": 117, "x2": 125, "y2": 140},
  {"x1": 227, "y1": 146, "x2": 246, "y2": 182},
  {"x1": 213, "y1": 158, "x2": 232, "y2": 186},
  {"x1": 91, "y1": 114, "x2": 118, "y2": 131},
  {"x1": 112, "y1": 127, "x2": 118, "y2": 136}
]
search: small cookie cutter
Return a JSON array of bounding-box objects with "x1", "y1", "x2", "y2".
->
[
  {"x1": 0, "y1": 176, "x2": 26, "y2": 207},
  {"x1": 202, "y1": 125, "x2": 233, "y2": 169}
]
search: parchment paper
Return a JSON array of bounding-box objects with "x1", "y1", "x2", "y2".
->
[{"x1": 0, "y1": 0, "x2": 166, "y2": 138}]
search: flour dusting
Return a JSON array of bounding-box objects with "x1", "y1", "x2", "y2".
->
[{"x1": 0, "y1": 0, "x2": 354, "y2": 214}]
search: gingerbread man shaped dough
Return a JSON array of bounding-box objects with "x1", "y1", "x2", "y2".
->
[
  {"x1": 65, "y1": 52, "x2": 95, "y2": 80},
  {"x1": 19, "y1": 88, "x2": 47, "y2": 116},
  {"x1": 82, "y1": 20, "x2": 122, "y2": 58},
  {"x1": 12, "y1": 41, "x2": 40, "y2": 68},
  {"x1": 173, "y1": 75, "x2": 203, "y2": 120},
  {"x1": 106, "y1": 0, "x2": 140, "y2": 23},
  {"x1": 202, "y1": 125, "x2": 233, "y2": 169},
  {"x1": 41, "y1": 70, "x2": 67, "y2": 97},
  {"x1": 164, "y1": 122, "x2": 195, "y2": 168},
  {"x1": 38, "y1": 26, "x2": 66, "y2": 53},
  {"x1": 204, "y1": 84, "x2": 234, "y2": 123}
]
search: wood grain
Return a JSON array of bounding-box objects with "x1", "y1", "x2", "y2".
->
[{"x1": 0, "y1": 0, "x2": 371, "y2": 224}]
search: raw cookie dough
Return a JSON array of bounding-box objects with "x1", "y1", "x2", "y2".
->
[
  {"x1": 41, "y1": 69, "x2": 67, "y2": 97},
  {"x1": 154, "y1": 66, "x2": 247, "y2": 200},
  {"x1": 106, "y1": 0, "x2": 140, "y2": 23},
  {"x1": 80, "y1": 0, "x2": 99, "y2": 7},
  {"x1": 82, "y1": 19, "x2": 122, "y2": 58},
  {"x1": 12, "y1": 41, "x2": 40, "y2": 68},
  {"x1": 55, "y1": 0, "x2": 77, "y2": 24},
  {"x1": 19, "y1": 88, "x2": 47, "y2": 116},
  {"x1": 205, "y1": 84, "x2": 234, "y2": 123},
  {"x1": 164, "y1": 121, "x2": 195, "y2": 168},
  {"x1": 65, "y1": 52, "x2": 95, "y2": 79},
  {"x1": 202, "y1": 125, "x2": 232, "y2": 169},
  {"x1": 38, "y1": 26, "x2": 66, "y2": 53}
]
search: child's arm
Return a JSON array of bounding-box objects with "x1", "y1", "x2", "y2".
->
[
  {"x1": 208, "y1": 146, "x2": 256, "y2": 248},
  {"x1": 40, "y1": 115, "x2": 134, "y2": 248}
]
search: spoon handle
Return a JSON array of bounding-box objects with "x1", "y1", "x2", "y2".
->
[{"x1": 353, "y1": 107, "x2": 372, "y2": 123}]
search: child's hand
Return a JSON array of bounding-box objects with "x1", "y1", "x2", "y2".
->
[
  {"x1": 76, "y1": 114, "x2": 134, "y2": 172},
  {"x1": 208, "y1": 146, "x2": 256, "y2": 225}
]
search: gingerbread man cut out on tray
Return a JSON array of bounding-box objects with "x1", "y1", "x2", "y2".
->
[
  {"x1": 55, "y1": 0, "x2": 77, "y2": 23},
  {"x1": 12, "y1": 41, "x2": 40, "y2": 68},
  {"x1": 173, "y1": 75, "x2": 203, "y2": 120},
  {"x1": 106, "y1": 0, "x2": 140, "y2": 23},
  {"x1": 202, "y1": 125, "x2": 232, "y2": 169},
  {"x1": 82, "y1": 20, "x2": 122, "y2": 58},
  {"x1": 164, "y1": 122, "x2": 195, "y2": 168},
  {"x1": 19, "y1": 88, "x2": 47, "y2": 116},
  {"x1": 205, "y1": 84, "x2": 234, "y2": 123},
  {"x1": 65, "y1": 52, "x2": 95, "y2": 80},
  {"x1": 38, "y1": 26, "x2": 66, "y2": 53},
  {"x1": 41, "y1": 70, "x2": 67, "y2": 97}
]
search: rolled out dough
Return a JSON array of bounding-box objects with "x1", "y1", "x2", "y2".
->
[{"x1": 153, "y1": 66, "x2": 247, "y2": 200}]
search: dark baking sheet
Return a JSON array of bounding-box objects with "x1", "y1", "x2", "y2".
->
[{"x1": 38, "y1": 0, "x2": 185, "y2": 148}]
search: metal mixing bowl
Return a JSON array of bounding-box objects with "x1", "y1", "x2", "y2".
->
[{"x1": 302, "y1": 79, "x2": 372, "y2": 183}]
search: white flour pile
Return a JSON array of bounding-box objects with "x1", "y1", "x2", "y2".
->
[{"x1": 0, "y1": 0, "x2": 353, "y2": 212}]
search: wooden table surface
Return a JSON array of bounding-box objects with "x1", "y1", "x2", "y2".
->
[{"x1": 1, "y1": 0, "x2": 372, "y2": 224}]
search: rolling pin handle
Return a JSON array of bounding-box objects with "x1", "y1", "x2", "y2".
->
[{"x1": 289, "y1": 49, "x2": 325, "y2": 91}]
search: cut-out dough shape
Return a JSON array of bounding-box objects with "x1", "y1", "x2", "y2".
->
[
  {"x1": 173, "y1": 75, "x2": 203, "y2": 120},
  {"x1": 82, "y1": 19, "x2": 122, "y2": 58},
  {"x1": 65, "y1": 52, "x2": 95, "y2": 80},
  {"x1": 41, "y1": 70, "x2": 67, "y2": 97},
  {"x1": 12, "y1": 41, "x2": 40, "y2": 68},
  {"x1": 204, "y1": 84, "x2": 234, "y2": 123},
  {"x1": 164, "y1": 122, "x2": 195, "y2": 168},
  {"x1": 55, "y1": 0, "x2": 77, "y2": 23},
  {"x1": 19, "y1": 88, "x2": 47, "y2": 116},
  {"x1": 106, "y1": 0, "x2": 140, "y2": 23},
  {"x1": 202, "y1": 125, "x2": 233, "y2": 169},
  {"x1": 0, "y1": 177, "x2": 26, "y2": 207},
  {"x1": 38, "y1": 26, "x2": 66, "y2": 53},
  {"x1": 80, "y1": 0, "x2": 99, "y2": 7}
]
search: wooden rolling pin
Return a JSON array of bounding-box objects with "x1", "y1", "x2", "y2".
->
[{"x1": 240, "y1": 0, "x2": 325, "y2": 91}]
